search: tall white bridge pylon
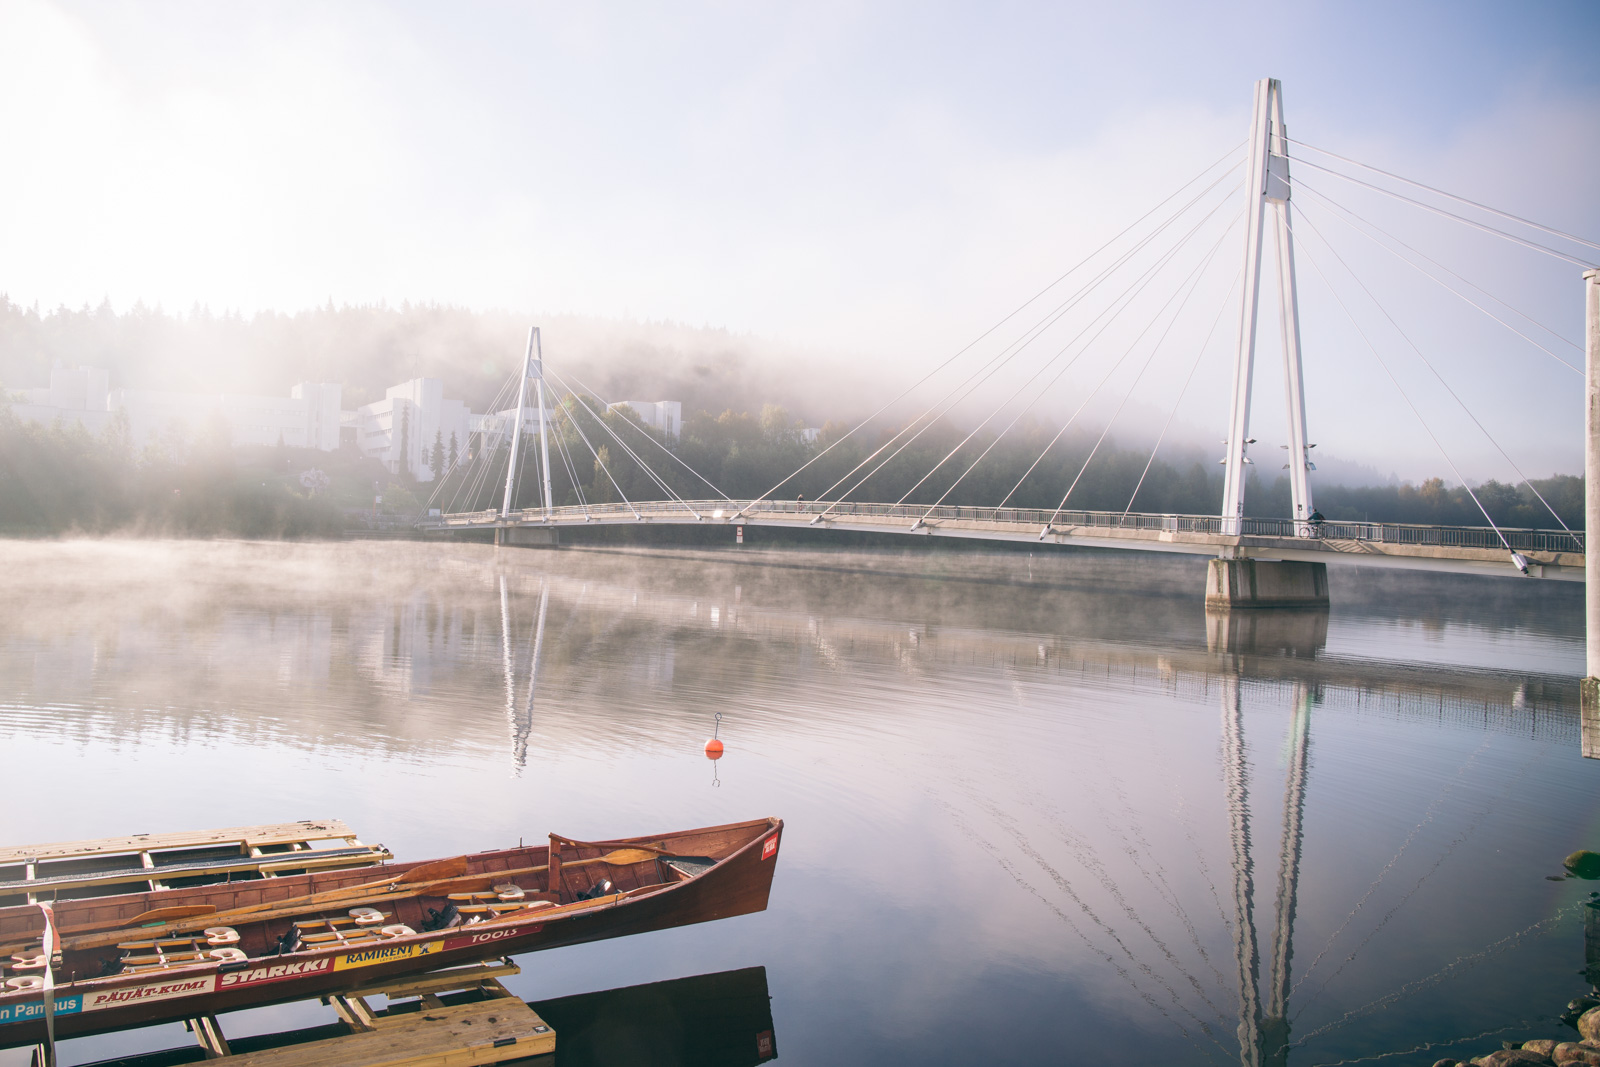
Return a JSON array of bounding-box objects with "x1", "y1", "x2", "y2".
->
[{"x1": 1222, "y1": 78, "x2": 1314, "y2": 537}]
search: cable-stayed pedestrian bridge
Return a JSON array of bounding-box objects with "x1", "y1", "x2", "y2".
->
[
  {"x1": 420, "y1": 499, "x2": 1584, "y2": 582},
  {"x1": 416, "y1": 77, "x2": 1597, "y2": 606}
]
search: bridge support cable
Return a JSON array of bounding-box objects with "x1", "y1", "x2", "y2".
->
[
  {"x1": 1032, "y1": 211, "x2": 1245, "y2": 527},
  {"x1": 544, "y1": 380, "x2": 641, "y2": 519},
  {"x1": 543, "y1": 368, "x2": 703, "y2": 517},
  {"x1": 543, "y1": 368, "x2": 697, "y2": 518},
  {"x1": 745, "y1": 143, "x2": 1248, "y2": 507},
  {"x1": 543, "y1": 371, "x2": 698, "y2": 511},
  {"x1": 1294, "y1": 180, "x2": 1583, "y2": 373},
  {"x1": 993, "y1": 203, "x2": 1246, "y2": 511},
  {"x1": 451, "y1": 373, "x2": 519, "y2": 513},
  {"x1": 1285, "y1": 155, "x2": 1596, "y2": 269},
  {"x1": 1287, "y1": 220, "x2": 1518, "y2": 556},
  {"x1": 555, "y1": 368, "x2": 733, "y2": 502},
  {"x1": 546, "y1": 404, "x2": 591, "y2": 516},
  {"x1": 825, "y1": 179, "x2": 1245, "y2": 517},
  {"x1": 1292, "y1": 207, "x2": 1582, "y2": 548},
  {"x1": 1286, "y1": 137, "x2": 1600, "y2": 257},
  {"x1": 914, "y1": 204, "x2": 1244, "y2": 523},
  {"x1": 1120, "y1": 266, "x2": 1245, "y2": 524},
  {"x1": 425, "y1": 372, "x2": 519, "y2": 516},
  {"x1": 813, "y1": 171, "x2": 1246, "y2": 516}
]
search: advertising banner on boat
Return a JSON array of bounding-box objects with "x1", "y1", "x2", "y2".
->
[
  {"x1": 444, "y1": 923, "x2": 540, "y2": 952},
  {"x1": 762, "y1": 835, "x2": 778, "y2": 860},
  {"x1": 0, "y1": 994, "x2": 83, "y2": 1025},
  {"x1": 219, "y1": 956, "x2": 335, "y2": 989},
  {"x1": 332, "y1": 939, "x2": 440, "y2": 972},
  {"x1": 81, "y1": 975, "x2": 216, "y2": 1012}
]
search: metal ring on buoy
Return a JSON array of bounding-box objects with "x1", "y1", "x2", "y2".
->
[
  {"x1": 203, "y1": 927, "x2": 240, "y2": 946},
  {"x1": 208, "y1": 947, "x2": 247, "y2": 963},
  {"x1": 9, "y1": 954, "x2": 46, "y2": 971},
  {"x1": 4, "y1": 975, "x2": 44, "y2": 992},
  {"x1": 379, "y1": 924, "x2": 415, "y2": 939},
  {"x1": 349, "y1": 907, "x2": 385, "y2": 926}
]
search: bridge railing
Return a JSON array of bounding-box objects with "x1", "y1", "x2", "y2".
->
[
  {"x1": 740, "y1": 500, "x2": 1585, "y2": 553},
  {"x1": 427, "y1": 498, "x2": 1583, "y2": 554}
]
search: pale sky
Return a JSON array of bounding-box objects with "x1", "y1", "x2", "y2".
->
[{"x1": 2, "y1": 1, "x2": 1597, "y2": 481}]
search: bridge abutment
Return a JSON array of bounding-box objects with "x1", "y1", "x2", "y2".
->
[
  {"x1": 496, "y1": 527, "x2": 560, "y2": 548},
  {"x1": 1206, "y1": 558, "x2": 1329, "y2": 610}
]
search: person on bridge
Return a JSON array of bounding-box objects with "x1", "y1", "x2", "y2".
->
[{"x1": 797, "y1": 492, "x2": 805, "y2": 511}]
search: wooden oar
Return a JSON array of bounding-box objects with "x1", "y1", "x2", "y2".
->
[{"x1": 55, "y1": 904, "x2": 219, "y2": 939}]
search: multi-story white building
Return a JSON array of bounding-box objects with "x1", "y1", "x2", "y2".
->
[
  {"x1": 7, "y1": 364, "x2": 344, "y2": 451},
  {"x1": 106, "y1": 383, "x2": 343, "y2": 451},
  {"x1": 349, "y1": 377, "x2": 470, "y2": 481},
  {"x1": 11, "y1": 365, "x2": 114, "y2": 434}
]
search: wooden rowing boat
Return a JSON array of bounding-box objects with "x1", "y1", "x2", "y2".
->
[
  {"x1": 0, "y1": 817, "x2": 782, "y2": 1049},
  {"x1": 0, "y1": 820, "x2": 392, "y2": 906}
]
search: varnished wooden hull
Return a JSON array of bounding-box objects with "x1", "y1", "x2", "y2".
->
[{"x1": 0, "y1": 817, "x2": 781, "y2": 1049}]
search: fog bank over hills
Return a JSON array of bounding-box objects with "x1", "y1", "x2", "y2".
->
[
  {"x1": 0, "y1": 296, "x2": 1404, "y2": 489},
  {"x1": 0, "y1": 297, "x2": 889, "y2": 428}
]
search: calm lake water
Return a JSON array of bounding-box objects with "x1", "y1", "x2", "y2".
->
[{"x1": 1, "y1": 538, "x2": 1596, "y2": 1066}]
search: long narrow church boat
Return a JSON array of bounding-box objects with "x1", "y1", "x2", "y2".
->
[{"x1": 0, "y1": 817, "x2": 782, "y2": 1049}]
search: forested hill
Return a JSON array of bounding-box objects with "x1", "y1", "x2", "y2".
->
[{"x1": 0, "y1": 393, "x2": 1582, "y2": 538}]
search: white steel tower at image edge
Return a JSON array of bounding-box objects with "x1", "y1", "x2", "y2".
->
[{"x1": 1220, "y1": 77, "x2": 1315, "y2": 535}]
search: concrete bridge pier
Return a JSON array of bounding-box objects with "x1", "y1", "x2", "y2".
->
[
  {"x1": 496, "y1": 527, "x2": 559, "y2": 548},
  {"x1": 1206, "y1": 558, "x2": 1329, "y2": 610}
]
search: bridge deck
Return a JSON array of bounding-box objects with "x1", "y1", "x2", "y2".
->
[{"x1": 418, "y1": 500, "x2": 1584, "y2": 581}]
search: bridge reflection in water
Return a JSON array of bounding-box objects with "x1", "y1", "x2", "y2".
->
[{"x1": 489, "y1": 561, "x2": 1584, "y2": 1065}]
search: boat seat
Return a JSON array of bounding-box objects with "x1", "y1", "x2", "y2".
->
[
  {"x1": 119, "y1": 936, "x2": 213, "y2": 973},
  {"x1": 666, "y1": 857, "x2": 717, "y2": 880}
]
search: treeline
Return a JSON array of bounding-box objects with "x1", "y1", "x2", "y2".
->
[
  {"x1": 431, "y1": 399, "x2": 1582, "y2": 531},
  {"x1": 0, "y1": 405, "x2": 345, "y2": 537}
]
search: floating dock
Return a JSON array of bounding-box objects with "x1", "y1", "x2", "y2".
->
[{"x1": 62, "y1": 960, "x2": 553, "y2": 1067}]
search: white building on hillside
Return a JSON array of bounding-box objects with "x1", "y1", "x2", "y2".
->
[
  {"x1": 107, "y1": 382, "x2": 342, "y2": 451},
  {"x1": 607, "y1": 400, "x2": 681, "y2": 441},
  {"x1": 10, "y1": 364, "x2": 343, "y2": 451},
  {"x1": 292, "y1": 382, "x2": 343, "y2": 451},
  {"x1": 12, "y1": 365, "x2": 113, "y2": 434},
  {"x1": 350, "y1": 377, "x2": 470, "y2": 481}
]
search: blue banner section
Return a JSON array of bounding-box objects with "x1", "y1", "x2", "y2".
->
[{"x1": 0, "y1": 994, "x2": 84, "y2": 1024}]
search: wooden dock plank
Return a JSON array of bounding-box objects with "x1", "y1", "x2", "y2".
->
[
  {"x1": 0, "y1": 820, "x2": 361, "y2": 865},
  {"x1": 215, "y1": 999, "x2": 555, "y2": 1066}
]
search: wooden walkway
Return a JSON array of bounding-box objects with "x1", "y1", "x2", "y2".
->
[{"x1": 61, "y1": 960, "x2": 554, "y2": 1067}]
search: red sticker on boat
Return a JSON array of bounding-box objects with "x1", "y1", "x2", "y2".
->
[
  {"x1": 761, "y1": 835, "x2": 778, "y2": 860},
  {"x1": 218, "y1": 957, "x2": 334, "y2": 988},
  {"x1": 444, "y1": 924, "x2": 537, "y2": 951},
  {"x1": 81, "y1": 974, "x2": 216, "y2": 1012}
]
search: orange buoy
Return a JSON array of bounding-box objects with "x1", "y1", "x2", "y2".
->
[{"x1": 704, "y1": 738, "x2": 724, "y2": 759}]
